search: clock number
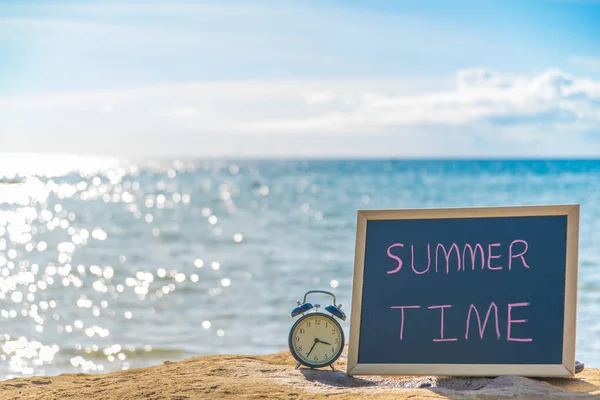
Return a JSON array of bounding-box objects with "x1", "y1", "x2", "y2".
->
[
  {"x1": 315, "y1": 319, "x2": 321, "y2": 325},
  {"x1": 331, "y1": 347, "x2": 334, "y2": 353},
  {"x1": 306, "y1": 322, "x2": 311, "y2": 328},
  {"x1": 294, "y1": 336, "x2": 300, "y2": 342},
  {"x1": 324, "y1": 354, "x2": 329, "y2": 360},
  {"x1": 298, "y1": 346, "x2": 303, "y2": 351},
  {"x1": 331, "y1": 329, "x2": 336, "y2": 334},
  {"x1": 299, "y1": 328, "x2": 305, "y2": 334},
  {"x1": 314, "y1": 356, "x2": 318, "y2": 361},
  {"x1": 334, "y1": 338, "x2": 340, "y2": 344},
  {"x1": 326, "y1": 322, "x2": 328, "y2": 328}
]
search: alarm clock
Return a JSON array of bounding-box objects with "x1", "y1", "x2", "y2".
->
[{"x1": 288, "y1": 289, "x2": 346, "y2": 370}]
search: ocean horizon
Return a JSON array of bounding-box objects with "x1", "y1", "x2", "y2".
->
[{"x1": 1, "y1": 156, "x2": 599, "y2": 379}]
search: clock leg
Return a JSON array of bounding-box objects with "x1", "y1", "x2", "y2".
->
[
  {"x1": 294, "y1": 361, "x2": 301, "y2": 369},
  {"x1": 330, "y1": 364, "x2": 336, "y2": 371}
]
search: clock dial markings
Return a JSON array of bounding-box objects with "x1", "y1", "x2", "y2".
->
[{"x1": 291, "y1": 314, "x2": 343, "y2": 367}]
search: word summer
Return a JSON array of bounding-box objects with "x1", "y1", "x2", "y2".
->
[
  {"x1": 386, "y1": 240, "x2": 530, "y2": 275},
  {"x1": 391, "y1": 302, "x2": 533, "y2": 342}
]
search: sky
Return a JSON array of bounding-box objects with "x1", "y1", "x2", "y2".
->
[{"x1": 1, "y1": 0, "x2": 600, "y2": 158}]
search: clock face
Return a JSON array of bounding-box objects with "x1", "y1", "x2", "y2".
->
[{"x1": 289, "y1": 313, "x2": 344, "y2": 368}]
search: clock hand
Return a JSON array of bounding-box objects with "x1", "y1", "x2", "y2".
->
[
  {"x1": 305, "y1": 338, "x2": 318, "y2": 358},
  {"x1": 317, "y1": 340, "x2": 331, "y2": 346}
]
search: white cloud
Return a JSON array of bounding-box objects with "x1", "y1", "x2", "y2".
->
[
  {"x1": 571, "y1": 56, "x2": 600, "y2": 73},
  {"x1": 1, "y1": 68, "x2": 599, "y2": 157}
]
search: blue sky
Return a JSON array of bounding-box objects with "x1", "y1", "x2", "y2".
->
[{"x1": 1, "y1": 0, "x2": 599, "y2": 157}]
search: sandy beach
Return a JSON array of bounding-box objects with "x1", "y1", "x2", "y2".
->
[{"x1": 1, "y1": 347, "x2": 598, "y2": 400}]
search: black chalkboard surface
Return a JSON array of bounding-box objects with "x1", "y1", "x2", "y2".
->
[{"x1": 347, "y1": 205, "x2": 579, "y2": 377}]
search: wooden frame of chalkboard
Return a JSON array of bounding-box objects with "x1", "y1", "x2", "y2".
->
[{"x1": 347, "y1": 204, "x2": 579, "y2": 377}]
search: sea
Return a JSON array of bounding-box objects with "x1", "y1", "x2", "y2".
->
[{"x1": 0, "y1": 156, "x2": 599, "y2": 379}]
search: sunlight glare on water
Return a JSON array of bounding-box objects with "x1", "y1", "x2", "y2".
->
[
  {"x1": 0, "y1": 155, "x2": 600, "y2": 379},
  {"x1": 0, "y1": 154, "x2": 121, "y2": 179}
]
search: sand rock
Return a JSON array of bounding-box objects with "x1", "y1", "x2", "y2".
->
[{"x1": 0, "y1": 349, "x2": 598, "y2": 399}]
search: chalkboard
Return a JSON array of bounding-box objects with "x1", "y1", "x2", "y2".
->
[{"x1": 347, "y1": 205, "x2": 579, "y2": 377}]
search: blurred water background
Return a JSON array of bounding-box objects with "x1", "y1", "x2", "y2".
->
[{"x1": 0, "y1": 155, "x2": 599, "y2": 379}]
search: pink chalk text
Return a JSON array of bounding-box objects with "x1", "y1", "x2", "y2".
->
[
  {"x1": 391, "y1": 301, "x2": 533, "y2": 343},
  {"x1": 507, "y1": 302, "x2": 533, "y2": 342},
  {"x1": 428, "y1": 305, "x2": 458, "y2": 342},
  {"x1": 386, "y1": 240, "x2": 530, "y2": 275},
  {"x1": 465, "y1": 302, "x2": 500, "y2": 340},
  {"x1": 386, "y1": 244, "x2": 404, "y2": 274},
  {"x1": 390, "y1": 305, "x2": 420, "y2": 340},
  {"x1": 509, "y1": 240, "x2": 531, "y2": 270}
]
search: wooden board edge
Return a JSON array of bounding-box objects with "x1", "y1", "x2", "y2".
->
[
  {"x1": 346, "y1": 363, "x2": 358, "y2": 377},
  {"x1": 346, "y1": 211, "x2": 368, "y2": 375},
  {"x1": 562, "y1": 204, "x2": 580, "y2": 375},
  {"x1": 348, "y1": 363, "x2": 572, "y2": 377},
  {"x1": 358, "y1": 204, "x2": 577, "y2": 221},
  {"x1": 351, "y1": 205, "x2": 578, "y2": 378}
]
